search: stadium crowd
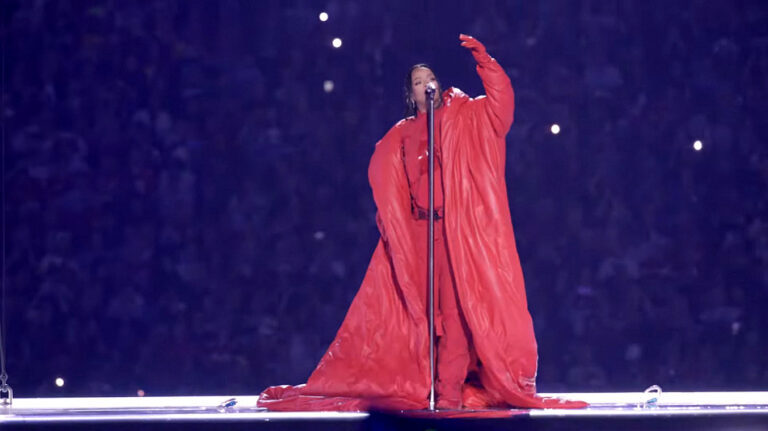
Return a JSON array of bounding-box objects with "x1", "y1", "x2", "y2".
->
[{"x1": 3, "y1": 0, "x2": 767, "y2": 396}]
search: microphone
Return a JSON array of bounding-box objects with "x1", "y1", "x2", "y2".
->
[{"x1": 425, "y1": 82, "x2": 437, "y2": 97}]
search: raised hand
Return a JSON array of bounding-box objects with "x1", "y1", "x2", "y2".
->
[{"x1": 459, "y1": 34, "x2": 489, "y2": 63}]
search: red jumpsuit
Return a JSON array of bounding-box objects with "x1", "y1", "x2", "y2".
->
[{"x1": 401, "y1": 108, "x2": 470, "y2": 408}]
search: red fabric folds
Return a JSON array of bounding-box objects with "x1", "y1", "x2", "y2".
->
[{"x1": 258, "y1": 55, "x2": 587, "y2": 412}]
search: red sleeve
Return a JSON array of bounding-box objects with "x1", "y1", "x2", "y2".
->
[
  {"x1": 474, "y1": 54, "x2": 515, "y2": 137},
  {"x1": 368, "y1": 121, "x2": 410, "y2": 242}
]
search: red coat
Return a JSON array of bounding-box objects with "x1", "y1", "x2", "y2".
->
[{"x1": 258, "y1": 55, "x2": 587, "y2": 411}]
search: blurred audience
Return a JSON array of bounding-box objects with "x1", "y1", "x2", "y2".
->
[{"x1": 4, "y1": 0, "x2": 767, "y2": 396}]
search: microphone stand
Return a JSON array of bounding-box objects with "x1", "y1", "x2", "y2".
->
[{"x1": 425, "y1": 84, "x2": 436, "y2": 411}]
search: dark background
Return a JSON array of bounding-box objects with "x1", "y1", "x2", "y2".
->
[{"x1": 2, "y1": 0, "x2": 767, "y2": 397}]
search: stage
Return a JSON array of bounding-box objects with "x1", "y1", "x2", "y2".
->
[{"x1": 2, "y1": 392, "x2": 767, "y2": 430}]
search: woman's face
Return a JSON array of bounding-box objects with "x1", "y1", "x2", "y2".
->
[{"x1": 410, "y1": 67, "x2": 440, "y2": 112}]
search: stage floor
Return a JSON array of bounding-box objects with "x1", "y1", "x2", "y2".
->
[{"x1": 2, "y1": 391, "x2": 768, "y2": 430}]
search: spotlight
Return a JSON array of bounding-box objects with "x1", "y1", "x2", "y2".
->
[
  {"x1": 323, "y1": 80, "x2": 334, "y2": 93},
  {"x1": 319, "y1": 12, "x2": 329, "y2": 22},
  {"x1": 137, "y1": 389, "x2": 146, "y2": 397},
  {"x1": 550, "y1": 124, "x2": 561, "y2": 135},
  {"x1": 314, "y1": 231, "x2": 326, "y2": 240},
  {"x1": 55, "y1": 377, "x2": 65, "y2": 387},
  {"x1": 693, "y1": 140, "x2": 703, "y2": 151},
  {"x1": 332, "y1": 38, "x2": 342, "y2": 48}
]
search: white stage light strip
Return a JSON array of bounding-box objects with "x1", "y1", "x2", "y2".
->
[
  {"x1": 1, "y1": 411, "x2": 369, "y2": 424},
  {"x1": 6, "y1": 395, "x2": 263, "y2": 410},
  {"x1": 541, "y1": 391, "x2": 768, "y2": 406},
  {"x1": 1, "y1": 392, "x2": 767, "y2": 423}
]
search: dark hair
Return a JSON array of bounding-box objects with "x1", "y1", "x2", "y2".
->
[{"x1": 403, "y1": 63, "x2": 442, "y2": 118}]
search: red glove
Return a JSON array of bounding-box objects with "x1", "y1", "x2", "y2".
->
[{"x1": 460, "y1": 34, "x2": 491, "y2": 63}]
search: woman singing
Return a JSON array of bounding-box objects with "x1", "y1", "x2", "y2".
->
[{"x1": 258, "y1": 34, "x2": 586, "y2": 411}]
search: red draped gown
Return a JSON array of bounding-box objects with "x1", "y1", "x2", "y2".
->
[{"x1": 258, "y1": 52, "x2": 588, "y2": 411}]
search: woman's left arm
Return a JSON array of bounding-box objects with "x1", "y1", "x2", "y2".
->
[{"x1": 460, "y1": 34, "x2": 515, "y2": 137}]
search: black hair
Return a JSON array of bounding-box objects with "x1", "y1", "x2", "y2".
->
[{"x1": 403, "y1": 63, "x2": 442, "y2": 118}]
